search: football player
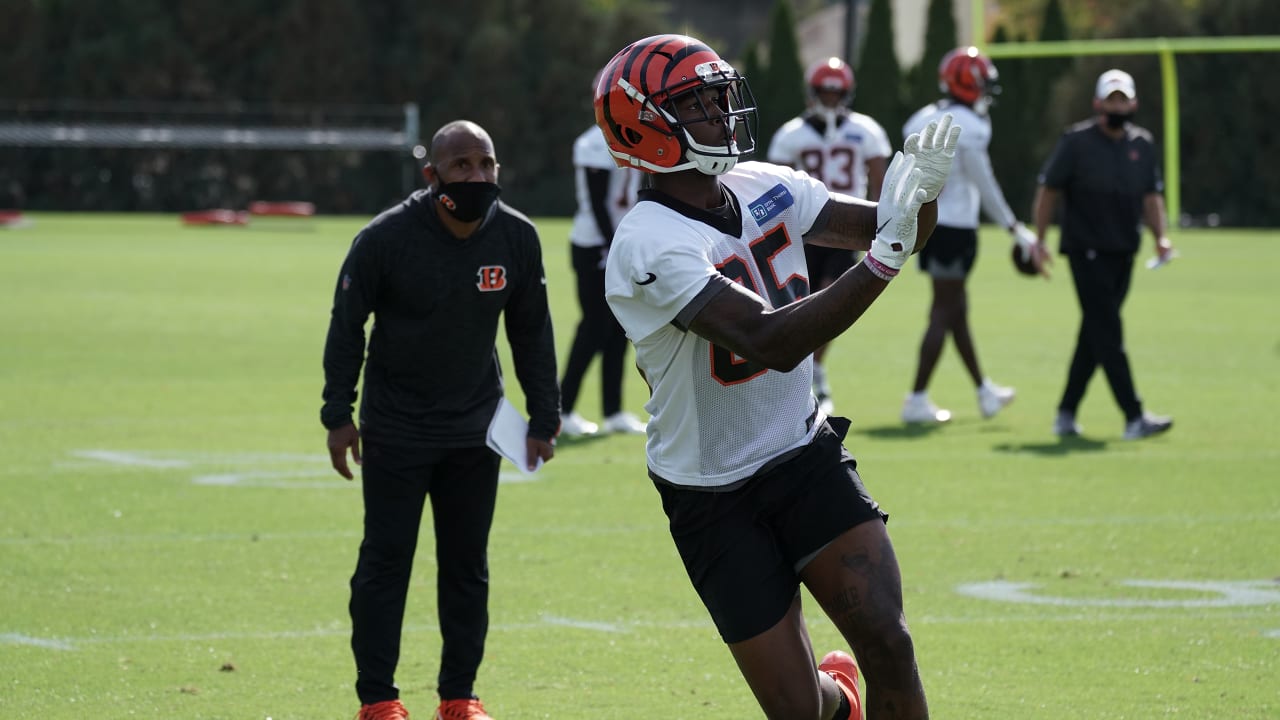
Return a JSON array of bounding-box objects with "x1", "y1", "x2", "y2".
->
[
  {"x1": 768, "y1": 57, "x2": 892, "y2": 415},
  {"x1": 596, "y1": 33, "x2": 960, "y2": 720},
  {"x1": 899, "y1": 46, "x2": 1044, "y2": 425},
  {"x1": 559, "y1": 120, "x2": 646, "y2": 438}
]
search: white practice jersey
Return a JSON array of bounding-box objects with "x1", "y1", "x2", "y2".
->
[
  {"x1": 767, "y1": 111, "x2": 891, "y2": 199},
  {"x1": 570, "y1": 126, "x2": 639, "y2": 248},
  {"x1": 903, "y1": 101, "x2": 1015, "y2": 230},
  {"x1": 604, "y1": 162, "x2": 830, "y2": 488}
]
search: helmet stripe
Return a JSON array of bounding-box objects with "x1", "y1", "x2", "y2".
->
[{"x1": 658, "y1": 41, "x2": 714, "y2": 95}]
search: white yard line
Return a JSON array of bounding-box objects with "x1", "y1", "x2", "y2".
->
[
  {"x1": 54, "y1": 449, "x2": 543, "y2": 488},
  {"x1": 5, "y1": 608, "x2": 1277, "y2": 651},
  {"x1": 956, "y1": 579, "x2": 1280, "y2": 608}
]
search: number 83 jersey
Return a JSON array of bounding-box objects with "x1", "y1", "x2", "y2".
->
[
  {"x1": 767, "y1": 111, "x2": 891, "y2": 198},
  {"x1": 605, "y1": 162, "x2": 831, "y2": 488}
]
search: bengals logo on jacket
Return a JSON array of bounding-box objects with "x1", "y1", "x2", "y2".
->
[{"x1": 476, "y1": 265, "x2": 507, "y2": 291}]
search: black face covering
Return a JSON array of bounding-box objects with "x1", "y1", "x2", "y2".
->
[
  {"x1": 436, "y1": 181, "x2": 501, "y2": 222},
  {"x1": 1104, "y1": 112, "x2": 1133, "y2": 129}
]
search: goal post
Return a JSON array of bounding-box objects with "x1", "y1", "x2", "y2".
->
[{"x1": 968, "y1": 9, "x2": 1280, "y2": 224}]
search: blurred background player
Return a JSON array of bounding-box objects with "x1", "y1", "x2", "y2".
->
[
  {"x1": 558, "y1": 123, "x2": 646, "y2": 437},
  {"x1": 1032, "y1": 68, "x2": 1175, "y2": 440},
  {"x1": 768, "y1": 57, "x2": 891, "y2": 415},
  {"x1": 899, "y1": 46, "x2": 1042, "y2": 424}
]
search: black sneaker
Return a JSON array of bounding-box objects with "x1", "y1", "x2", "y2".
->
[
  {"x1": 1123, "y1": 412, "x2": 1173, "y2": 440},
  {"x1": 1054, "y1": 410, "x2": 1082, "y2": 437}
]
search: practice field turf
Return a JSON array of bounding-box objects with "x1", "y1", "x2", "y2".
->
[{"x1": 1, "y1": 213, "x2": 1276, "y2": 719}]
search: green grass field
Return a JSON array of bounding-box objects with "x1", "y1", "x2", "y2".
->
[{"x1": 1, "y1": 213, "x2": 1276, "y2": 719}]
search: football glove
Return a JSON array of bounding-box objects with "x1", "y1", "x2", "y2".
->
[
  {"x1": 903, "y1": 112, "x2": 961, "y2": 203},
  {"x1": 866, "y1": 151, "x2": 927, "y2": 280},
  {"x1": 1012, "y1": 222, "x2": 1037, "y2": 261}
]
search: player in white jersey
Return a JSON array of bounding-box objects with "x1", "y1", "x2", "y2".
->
[
  {"x1": 899, "y1": 46, "x2": 1045, "y2": 425},
  {"x1": 595, "y1": 34, "x2": 961, "y2": 720},
  {"x1": 559, "y1": 124, "x2": 645, "y2": 437},
  {"x1": 768, "y1": 57, "x2": 892, "y2": 414}
]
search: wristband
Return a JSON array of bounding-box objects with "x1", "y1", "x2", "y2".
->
[{"x1": 864, "y1": 254, "x2": 900, "y2": 281}]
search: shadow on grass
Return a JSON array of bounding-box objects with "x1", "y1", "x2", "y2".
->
[
  {"x1": 992, "y1": 435, "x2": 1110, "y2": 455},
  {"x1": 855, "y1": 423, "x2": 949, "y2": 440}
]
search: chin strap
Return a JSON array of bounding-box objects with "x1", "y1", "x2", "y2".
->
[{"x1": 687, "y1": 150, "x2": 738, "y2": 175}]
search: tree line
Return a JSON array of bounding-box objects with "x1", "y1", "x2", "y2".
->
[{"x1": 0, "y1": 0, "x2": 1276, "y2": 226}]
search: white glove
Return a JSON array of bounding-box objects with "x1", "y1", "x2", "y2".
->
[
  {"x1": 903, "y1": 112, "x2": 961, "y2": 203},
  {"x1": 1012, "y1": 222, "x2": 1037, "y2": 262},
  {"x1": 866, "y1": 151, "x2": 927, "y2": 280}
]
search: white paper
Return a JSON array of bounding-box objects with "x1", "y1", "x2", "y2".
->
[{"x1": 486, "y1": 397, "x2": 542, "y2": 475}]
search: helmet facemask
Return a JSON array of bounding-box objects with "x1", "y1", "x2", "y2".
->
[
  {"x1": 658, "y1": 73, "x2": 757, "y2": 175},
  {"x1": 973, "y1": 75, "x2": 1001, "y2": 115}
]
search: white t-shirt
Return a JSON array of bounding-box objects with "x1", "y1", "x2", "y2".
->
[
  {"x1": 604, "y1": 161, "x2": 830, "y2": 488},
  {"x1": 902, "y1": 101, "x2": 1016, "y2": 230},
  {"x1": 570, "y1": 126, "x2": 639, "y2": 248},
  {"x1": 767, "y1": 111, "x2": 891, "y2": 199}
]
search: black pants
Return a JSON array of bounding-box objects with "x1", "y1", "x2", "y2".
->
[
  {"x1": 560, "y1": 244, "x2": 628, "y2": 416},
  {"x1": 1060, "y1": 251, "x2": 1143, "y2": 421},
  {"x1": 350, "y1": 442, "x2": 501, "y2": 703}
]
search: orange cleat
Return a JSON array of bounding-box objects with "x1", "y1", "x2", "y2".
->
[
  {"x1": 357, "y1": 699, "x2": 410, "y2": 720},
  {"x1": 435, "y1": 698, "x2": 494, "y2": 720},
  {"x1": 819, "y1": 650, "x2": 863, "y2": 720}
]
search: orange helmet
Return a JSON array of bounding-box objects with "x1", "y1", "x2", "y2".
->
[
  {"x1": 806, "y1": 57, "x2": 855, "y2": 105},
  {"x1": 594, "y1": 34, "x2": 757, "y2": 175},
  {"x1": 938, "y1": 47, "x2": 999, "y2": 112}
]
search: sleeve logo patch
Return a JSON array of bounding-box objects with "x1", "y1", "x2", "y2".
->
[
  {"x1": 476, "y1": 265, "x2": 508, "y2": 291},
  {"x1": 747, "y1": 184, "x2": 795, "y2": 225}
]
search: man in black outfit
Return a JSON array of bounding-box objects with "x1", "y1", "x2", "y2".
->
[
  {"x1": 321, "y1": 119, "x2": 559, "y2": 720},
  {"x1": 1031, "y1": 69, "x2": 1176, "y2": 440}
]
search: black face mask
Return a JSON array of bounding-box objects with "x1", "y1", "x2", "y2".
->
[
  {"x1": 1104, "y1": 112, "x2": 1133, "y2": 129},
  {"x1": 436, "y1": 181, "x2": 501, "y2": 222}
]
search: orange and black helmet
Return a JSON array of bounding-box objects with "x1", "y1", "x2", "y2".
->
[
  {"x1": 594, "y1": 34, "x2": 757, "y2": 175},
  {"x1": 939, "y1": 46, "x2": 999, "y2": 113}
]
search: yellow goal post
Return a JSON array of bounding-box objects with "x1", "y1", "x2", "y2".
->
[{"x1": 970, "y1": 2, "x2": 1280, "y2": 224}]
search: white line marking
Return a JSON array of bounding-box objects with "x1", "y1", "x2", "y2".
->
[
  {"x1": 72, "y1": 449, "x2": 319, "y2": 465},
  {"x1": 498, "y1": 470, "x2": 539, "y2": 483},
  {"x1": 8, "y1": 610, "x2": 1278, "y2": 651},
  {"x1": 956, "y1": 579, "x2": 1280, "y2": 608},
  {"x1": 1264, "y1": 629, "x2": 1280, "y2": 639},
  {"x1": 0, "y1": 633, "x2": 76, "y2": 650},
  {"x1": 540, "y1": 615, "x2": 626, "y2": 633},
  {"x1": 0, "y1": 530, "x2": 362, "y2": 546},
  {"x1": 891, "y1": 512, "x2": 1280, "y2": 529},
  {"x1": 70, "y1": 450, "x2": 191, "y2": 468},
  {"x1": 61, "y1": 449, "x2": 541, "y2": 488},
  {"x1": 191, "y1": 470, "x2": 341, "y2": 488},
  {"x1": 0, "y1": 618, "x2": 677, "y2": 649}
]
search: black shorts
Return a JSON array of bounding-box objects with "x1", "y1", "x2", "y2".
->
[
  {"x1": 653, "y1": 418, "x2": 888, "y2": 644},
  {"x1": 918, "y1": 225, "x2": 978, "y2": 279},
  {"x1": 804, "y1": 244, "x2": 859, "y2": 286}
]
